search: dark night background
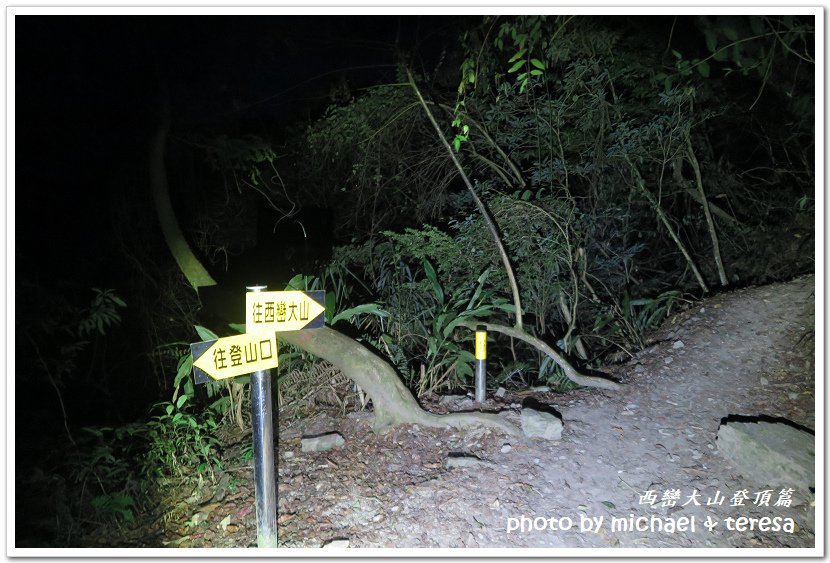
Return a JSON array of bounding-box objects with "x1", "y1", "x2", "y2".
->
[
  {"x1": 11, "y1": 13, "x2": 815, "y2": 547},
  {"x1": 15, "y1": 15, "x2": 458, "y2": 423}
]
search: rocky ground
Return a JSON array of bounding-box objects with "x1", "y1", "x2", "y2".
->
[{"x1": 148, "y1": 274, "x2": 817, "y2": 551}]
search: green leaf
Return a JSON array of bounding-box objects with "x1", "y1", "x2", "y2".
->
[
  {"x1": 508, "y1": 60, "x2": 525, "y2": 73},
  {"x1": 442, "y1": 313, "x2": 471, "y2": 338},
  {"x1": 174, "y1": 355, "x2": 193, "y2": 389},
  {"x1": 195, "y1": 325, "x2": 219, "y2": 342},
  {"x1": 529, "y1": 69, "x2": 544, "y2": 76},
  {"x1": 671, "y1": 49, "x2": 682, "y2": 59},
  {"x1": 507, "y1": 48, "x2": 527, "y2": 63},
  {"x1": 82, "y1": 427, "x2": 104, "y2": 438},
  {"x1": 467, "y1": 268, "x2": 492, "y2": 311},
  {"x1": 453, "y1": 136, "x2": 462, "y2": 152},
  {"x1": 423, "y1": 260, "x2": 444, "y2": 306},
  {"x1": 176, "y1": 394, "x2": 188, "y2": 409},
  {"x1": 285, "y1": 273, "x2": 306, "y2": 290},
  {"x1": 455, "y1": 360, "x2": 473, "y2": 379},
  {"x1": 228, "y1": 322, "x2": 245, "y2": 334},
  {"x1": 467, "y1": 69, "x2": 476, "y2": 84},
  {"x1": 457, "y1": 349, "x2": 477, "y2": 363},
  {"x1": 696, "y1": 60, "x2": 710, "y2": 78},
  {"x1": 331, "y1": 302, "x2": 389, "y2": 325},
  {"x1": 493, "y1": 302, "x2": 517, "y2": 314},
  {"x1": 530, "y1": 58, "x2": 545, "y2": 70},
  {"x1": 602, "y1": 500, "x2": 616, "y2": 509},
  {"x1": 434, "y1": 311, "x2": 450, "y2": 335},
  {"x1": 325, "y1": 291, "x2": 336, "y2": 324},
  {"x1": 723, "y1": 26, "x2": 738, "y2": 41},
  {"x1": 593, "y1": 315, "x2": 612, "y2": 332},
  {"x1": 703, "y1": 28, "x2": 717, "y2": 52}
]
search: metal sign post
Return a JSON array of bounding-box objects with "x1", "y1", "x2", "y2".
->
[
  {"x1": 247, "y1": 285, "x2": 278, "y2": 548},
  {"x1": 189, "y1": 286, "x2": 327, "y2": 548}
]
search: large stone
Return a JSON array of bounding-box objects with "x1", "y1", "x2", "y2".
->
[
  {"x1": 521, "y1": 408, "x2": 563, "y2": 440},
  {"x1": 322, "y1": 539, "x2": 350, "y2": 549},
  {"x1": 717, "y1": 420, "x2": 814, "y2": 490},
  {"x1": 301, "y1": 432, "x2": 346, "y2": 453},
  {"x1": 446, "y1": 454, "x2": 494, "y2": 469}
]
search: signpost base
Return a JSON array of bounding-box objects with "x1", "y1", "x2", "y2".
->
[{"x1": 251, "y1": 368, "x2": 278, "y2": 548}]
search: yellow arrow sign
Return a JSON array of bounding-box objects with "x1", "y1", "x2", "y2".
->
[
  {"x1": 191, "y1": 332, "x2": 279, "y2": 383},
  {"x1": 246, "y1": 290, "x2": 326, "y2": 334}
]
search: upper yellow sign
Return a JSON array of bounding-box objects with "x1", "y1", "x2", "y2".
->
[
  {"x1": 246, "y1": 290, "x2": 326, "y2": 334},
  {"x1": 191, "y1": 332, "x2": 279, "y2": 382}
]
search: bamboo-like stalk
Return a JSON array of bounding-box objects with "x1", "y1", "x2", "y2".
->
[
  {"x1": 687, "y1": 136, "x2": 729, "y2": 287},
  {"x1": 626, "y1": 156, "x2": 709, "y2": 294},
  {"x1": 407, "y1": 68, "x2": 525, "y2": 330}
]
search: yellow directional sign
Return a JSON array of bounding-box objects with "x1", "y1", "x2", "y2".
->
[
  {"x1": 246, "y1": 290, "x2": 326, "y2": 334},
  {"x1": 191, "y1": 332, "x2": 279, "y2": 384}
]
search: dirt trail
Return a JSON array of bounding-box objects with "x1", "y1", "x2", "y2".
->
[{"x1": 160, "y1": 275, "x2": 816, "y2": 550}]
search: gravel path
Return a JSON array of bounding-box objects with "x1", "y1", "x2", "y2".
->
[{"x1": 158, "y1": 275, "x2": 817, "y2": 551}]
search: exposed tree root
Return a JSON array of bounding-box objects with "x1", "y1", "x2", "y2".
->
[
  {"x1": 458, "y1": 321, "x2": 623, "y2": 391},
  {"x1": 280, "y1": 326, "x2": 523, "y2": 437}
]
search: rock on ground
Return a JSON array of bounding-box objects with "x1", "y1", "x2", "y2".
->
[
  {"x1": 717, "y1": 420, "x2": 814, "y2": 490},
  {"x1": 301, "y1": 432, "x2": 346, "y2": 452},
  {"x1": 520, "y1": 408, "x2": 563, "y2": 440}
]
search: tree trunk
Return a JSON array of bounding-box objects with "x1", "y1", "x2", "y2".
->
[
  {"x1": 409, "y1": 68, "x2": 525, "y2": 331},
  {"x1": 687, "y1": 137, "x2": 729, "y2": 287},
  {"x1": 149, "y1": 100, "x2": 217, "y2": 290},
  {"x1": 627, "y1": 157, "x2": 709, "y2": 294}
]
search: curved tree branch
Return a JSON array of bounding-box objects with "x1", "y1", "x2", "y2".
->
[
  {"x1": 458, "y1": 321, "x2": 623, "y2": 391},
  {"x1": 149, "y1": 99, "x2": 217, "y2": 290}
]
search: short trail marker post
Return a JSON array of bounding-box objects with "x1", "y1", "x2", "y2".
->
[
  {"x1": 475, "y1": 325, "x2": 487, "y2": 403},
  {"x1": 191, "y1": 285, "x2": 326, "y2": 548}
]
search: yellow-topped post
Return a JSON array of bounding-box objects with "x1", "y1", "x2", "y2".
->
[{"x1": 475, "y1": 325, "x2": 487, "y2": 403}]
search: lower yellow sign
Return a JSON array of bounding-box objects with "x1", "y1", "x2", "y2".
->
[{"x1": 191, "y1": 332, "x2": 279, "y2": 383}]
